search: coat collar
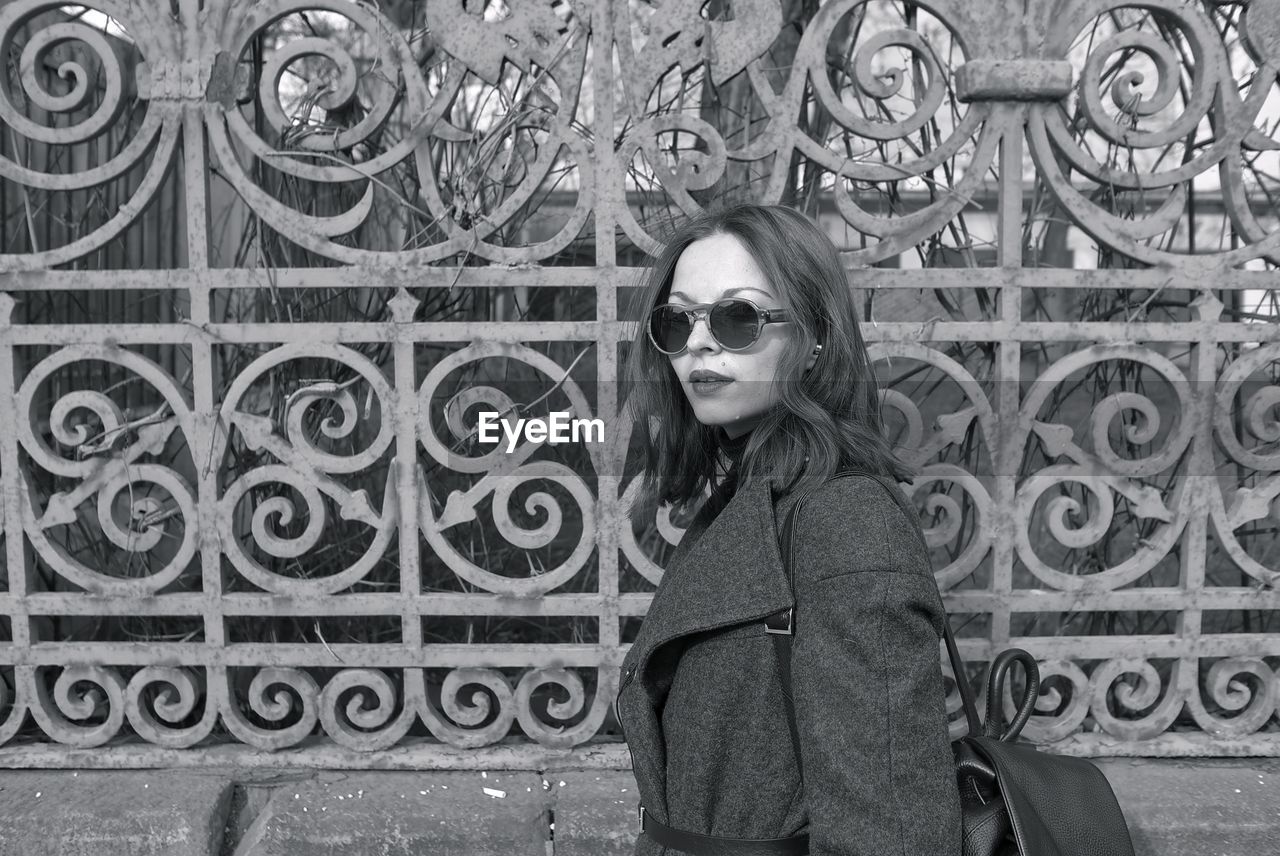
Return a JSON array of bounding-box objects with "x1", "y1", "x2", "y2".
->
[
  {"x1": 620, "y1": 472, "x2": 807, "y2": 824},
  {"x1": 628, "y1": 472, "x2": 800, "y2": 680}
]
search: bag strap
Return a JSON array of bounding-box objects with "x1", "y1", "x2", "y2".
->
[{"x1": 766, "y1": 469, "x2": 984, "y2": 784}]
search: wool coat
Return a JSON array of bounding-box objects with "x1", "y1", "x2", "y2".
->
[{"x1": 614, "y1": 470, "x2": 963, "y2": 856}]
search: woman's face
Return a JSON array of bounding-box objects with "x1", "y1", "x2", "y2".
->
[{"x1": 663, "y1": 232, "x2": 811, "y2": 439}]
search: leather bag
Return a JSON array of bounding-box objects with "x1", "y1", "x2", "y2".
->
[{"x1": 767, "y1": 469, "x2": 1140, "y2": 856}]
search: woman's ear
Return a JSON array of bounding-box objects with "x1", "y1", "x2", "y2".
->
[{"x1": 804, "y1": 341, "x2": 823, "y2": 373}]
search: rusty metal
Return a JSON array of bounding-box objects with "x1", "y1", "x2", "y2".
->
[{"x1": 0, "y1": 0, "x2": 1278, "y2": 767}]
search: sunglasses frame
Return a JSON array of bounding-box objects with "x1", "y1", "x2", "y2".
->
[{"x1": 646, "y1": 296, "x2": 791, "y2": 355}]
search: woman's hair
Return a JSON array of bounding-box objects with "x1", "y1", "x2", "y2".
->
[{"x1": 623, "y1": 201, "x2": 913, "y2": 517}]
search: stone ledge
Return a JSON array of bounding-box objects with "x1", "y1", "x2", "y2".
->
[
  {"x1": 0, "y1": 759, "x2": 1274, "y2": 855},
  {"x1": 1093, "y1": 757, "x2": 1280, "y2": 856},
  {"x1": 232, "y1": 770, "x2": 551, "y2": 856},
  {"x1": 0, "y1": 769, "x2": 234, "y2": 856}
]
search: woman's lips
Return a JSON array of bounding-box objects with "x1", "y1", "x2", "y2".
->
[{"x1": 690, "y1": 378, "x2": 733, "y2": 396}]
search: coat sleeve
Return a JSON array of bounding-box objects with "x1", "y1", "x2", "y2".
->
[{"x1": 788, "y1": 477, "x2": 963, "y2": 856}]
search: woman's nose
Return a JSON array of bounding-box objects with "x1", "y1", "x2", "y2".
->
[{"x1": 684, "y1": 313, "x2": 718, "y2": 352}]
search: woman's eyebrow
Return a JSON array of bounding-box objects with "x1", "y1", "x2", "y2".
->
[{"x1": 668, "y1": 286, "x2": 772, "y2": 301}]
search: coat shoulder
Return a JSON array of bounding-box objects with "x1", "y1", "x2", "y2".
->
[{"x1": 791, "y1": 473, "x2": 932, "y2": 580}]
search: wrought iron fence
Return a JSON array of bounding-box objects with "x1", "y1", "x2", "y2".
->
[{"x1": 0, "y1": 0, "x2": 1278, "y2": 766}]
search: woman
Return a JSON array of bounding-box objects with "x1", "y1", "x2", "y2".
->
[{"x1": 616, "y1": 202, "x2": 963, "y2": 856}]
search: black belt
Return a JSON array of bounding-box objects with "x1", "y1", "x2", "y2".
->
[{"x1": 638, "y1": 805, "x2": 810, "y2": 856}]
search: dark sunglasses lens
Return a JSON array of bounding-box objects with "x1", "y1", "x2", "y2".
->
[
  {"x1": 710, "y1": 300, "x2": 761, "y2": 349},
  {"x1": 650, "y1": 306, "x2": 691, "y2": 352}
]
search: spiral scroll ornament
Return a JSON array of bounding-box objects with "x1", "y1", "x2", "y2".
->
[
  {"x1": 205, "y1": 0, "x2": 592, "y2": 265},
  {"x1": 0, "y1": 1, "x2": 183, "y2": 268},
  {"x1": 417, "y1": 342, "x2": 600, "y2": 597},
  {"x1": 23, "y1": 665, "x2": 127, "y2": 748},
  {"x1": 215, "y1": 344, "x2": 397, "y2": 595},
  {"x1": 126, "y1": 667, "x2": 218, "y2": 749},
  {"x1": 317, "y1": 668, "x2": 415, "y2": 750},
  {"x1": 16, "y1": 348, "x2": 198, "y2": 594},
  {"x1": 1026, "y1": 0, "x2": 1280, "y2": 265},
  {"x1": 616, "y1": 0, "x2": 998, "y2": 265}
]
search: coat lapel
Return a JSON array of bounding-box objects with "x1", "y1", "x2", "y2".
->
[{"x1": 620, "y1": 473, "x2": 803, "y2": 824}]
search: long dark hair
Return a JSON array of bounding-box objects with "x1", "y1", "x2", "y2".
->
[{"x1": 624, "y1": 202, "x2": 912, "y2": 517}]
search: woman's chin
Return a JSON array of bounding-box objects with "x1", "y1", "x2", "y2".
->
[
  {"x1": 689, "y1": 408, "x2": 735, "y2": 427},
  {"x1": 689, "y1": 411, "x2": 762, "y2": 438}
]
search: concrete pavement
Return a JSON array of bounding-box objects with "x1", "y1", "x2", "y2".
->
[{"x1": 0, "y1": 758, "x2": 1276, "y2": 855}]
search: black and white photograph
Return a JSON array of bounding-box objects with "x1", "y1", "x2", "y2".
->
[{"x1": 0, "y1": 1, "x2": 1277, "y2": 854}]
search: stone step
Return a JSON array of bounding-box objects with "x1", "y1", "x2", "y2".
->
[{"x1": 0, "y1": 758, "x2": 1274, "y2": 855}]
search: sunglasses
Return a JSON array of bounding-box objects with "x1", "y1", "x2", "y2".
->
[{"x1": 647, "y1": 297, "x2": 791, "y2": 355}]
